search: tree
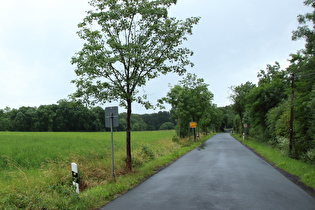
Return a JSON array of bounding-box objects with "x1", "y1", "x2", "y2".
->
[
  {"x1": 36, "y1": 105, "x2": 56, "y2": 131},
  {"x1": 13, "y1": 107, "x2": 37, "y2": 131},
  {"x1": 289, "y1": 0, "x2": 315, "y2": 157},
  {"x1": 199, "y1": 104, "x2": 224, "y2": 133},
  {"x1": 227, "y1": 1, "x2": 315, "y2": 159},
  {"x1": 230, "y1": 81, "x2": 256, "y2": 125},
  {"x1": 141, "y1": 111, "x2": 174, "y2": 130},
  {"x1": 162, "y1": 73, "x2": 214, "y2": 138},
  {"x1": 0, "y1": 109, "x2": 11, "y2": 131},
  {"x1": 159, "y1": 122, "x2": 175, "y2": 130},
  {"x1": 71, "y1": 0, "x2": 199, "y2": 171},
  {"x1": 292, "y1": 0, "x2": 315, "y2": 56},
  {"x1": 246, "y1": 62, "x2": 288, "y2": 139}
]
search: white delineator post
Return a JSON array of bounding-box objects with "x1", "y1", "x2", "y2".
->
[{"x1": 71, "y1": 162, "x2": 79, "y2": 194}]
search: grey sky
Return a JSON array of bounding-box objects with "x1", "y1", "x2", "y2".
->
[{"x1": 0, "y1": 0, "x2": 311, "y2": 114}]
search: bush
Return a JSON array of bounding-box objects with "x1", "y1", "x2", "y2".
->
[
  {"x1": 159, "y1": 122, "x2": 175, "y2": 130},
  {"x1": 306, "y1": 148, "x2": 315, "y2": 162},
  {"x1": 141, "y1": 145, "x2": 155, "y2": 161},
  {"x1": 276, "y1": 136, "x2": 289, "y2": 155},
  {"x1": 172, "y1": 135, "x2": 179, "y2": 143}
]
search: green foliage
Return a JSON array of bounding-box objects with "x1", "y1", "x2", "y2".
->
[
  {"x1": 230, "y1": 81, "x2": 256, "y2": 120},
  {"x1": 233, "y1": 114, "x2": 242, "y2": 134},
  {"x1": 266, "y1": 100, "x2": 290, "y2": 139},
  {"x1": 140, "y1": 145, "x2": 155, "y2": 161},
  {"x1": 0, "y1": 103, "x2": 176, "y2": 132},
  {"x1": 159, "y1": 122, "x2": 175, "y2": 130},
  {"x1": 71, "y1": 0, "x2": 200, "y2": 108},
  {"x1": 219, "y1": 106, "x2": 235, "y2": 129},
  {"x1": 162, "y1": 73, "x2": 218, "y2": 137},
  {"x1": 142, "y1": 111, "x2": 175, "y2": 130},
  {"x1": 229, "y1": 0, "x2": 315, "y2": 159},
  {"x1": 0, "y1": 101, "x2": 105, "y2": 132},
  {"x1": 306, "y1": 148, "x2": 315, "y2": 162},
  {"x1": 275, "y1": 136, "x2": 290, "y2": 156},
  {"x1": 247, "y1": 62, "x2": 288, "y2": 138},
  {"x1": 71, "y1": 0, "x2": 199, "y2": 171},
  {"x1": 172, "y1": 135, "x2": 180, "y2": 143}
]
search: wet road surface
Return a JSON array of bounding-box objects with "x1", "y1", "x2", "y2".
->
[{"x1": 100, "y1": 133, "x2": 315, "y2": 210}]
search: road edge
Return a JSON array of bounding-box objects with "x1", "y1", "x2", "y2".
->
[{"x1": 231, "y1": 134, "x2": 315, "y2": 199}]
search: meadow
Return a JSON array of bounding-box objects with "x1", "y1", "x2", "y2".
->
[{"x1": 0, "y1": 131, "x2": 211, "y2": 209}]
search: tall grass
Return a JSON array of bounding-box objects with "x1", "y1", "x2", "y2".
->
[{"x1": 0, "y1": 131, "x2": 211, "y2": 209}]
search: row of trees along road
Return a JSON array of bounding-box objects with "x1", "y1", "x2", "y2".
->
[
  {"x1": 161, "y1": 73, "x2": 227, "y2": 138},
  {"x1": 230, "y1": 0, "x2": 315, "y2": 162},
  {"x1": 0, "y1": 100, "x2": 177, "y2": 132},
  {"x1": 0, "y1": 99, "x2": 229, "y2": 133}
]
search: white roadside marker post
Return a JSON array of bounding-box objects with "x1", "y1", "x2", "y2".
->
[{"x1": 71, "y1": 162, "x2": 79, "y2": 194}]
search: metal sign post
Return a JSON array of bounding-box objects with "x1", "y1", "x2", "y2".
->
[
  {"x1": 105, "y1": 107, "x2": 119, "y2": 180},
  {"x1": 190, "y1": 122, "x2": 197, "y2": 141},
  {"x1": 243, "y1": 123, "x2": 248, "y2": 141}
]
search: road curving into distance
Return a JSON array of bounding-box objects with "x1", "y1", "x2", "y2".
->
[{"x1": 100, "y1": 133, "x2": 315, "y2": 210}]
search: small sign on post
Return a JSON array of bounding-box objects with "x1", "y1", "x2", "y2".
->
[
  {"x1": 105, "y1": 106, "x2": 119, "y2": 180},
  {"x1": 71, "y1": 162, "x2": 79, "y2": 194},
  {"x1": 105, "y1": 106, "x2": 119, "y2": 128},
  {"x1": 189, "y1": 122, "x2": 197, "y2": 141},
  {"x1": 190, "y1": 122, "x2": 197, "y2": 128}
]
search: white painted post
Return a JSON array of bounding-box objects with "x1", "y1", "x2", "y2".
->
[
  {"x1": 243, "y1": 133, "x2": 245, "y2": 141},
  {"x1": 71, "y1": 162, "x2": 79, "y2": 194}
]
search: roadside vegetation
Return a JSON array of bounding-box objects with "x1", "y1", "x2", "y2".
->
[
  {"x1": 229, "y1": 1, "x2": 315, "y2": 163},
  {"x1": 232, "y1": 133, "x2": 315, "y2": 193},
  {"x1": 0, "y1": 131, "x2": 213, "y2": 209}
]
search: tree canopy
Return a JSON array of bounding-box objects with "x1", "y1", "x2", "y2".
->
[
  {"x1": 229, "y1": 0, "x2": 315, "y2": 161},
  {"x1": 71, "y1": 0, "x2": 200, "y2": 171},
  {"x1": 0, "y1": 103, "x2": 175, "y2": 133},
  {"x1": 162, "y1": 73, "x2": 221, "y2": 138}
]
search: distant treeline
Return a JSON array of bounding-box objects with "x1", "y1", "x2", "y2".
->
[{"x1": 0, "y1": 100, "x2": 175, "y2": 132}]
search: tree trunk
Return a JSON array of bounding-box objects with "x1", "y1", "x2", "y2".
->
[{"x1": 126, "y1": 99, "x2": 132, "y2": 172}]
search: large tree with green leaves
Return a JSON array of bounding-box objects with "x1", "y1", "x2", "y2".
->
[
  {"x1": 162, "y1": 73, "x2": 214, "y2": 137},
  {"x1": 289, "y1": 0, "x2": 315, "y2": 157},
  {"x1": 71, "y1": 0, "x2": 200, "y2": 171},
  {"x1": 229, "y1": 81, "x2": 256, "y2": 122},
  {"x1": 246, "y1": 62, "x2": 288, "y2": 139}
]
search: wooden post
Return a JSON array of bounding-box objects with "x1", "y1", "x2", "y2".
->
[{"x1": 289, "y1": 74, "x2": 294, "y2": 157}]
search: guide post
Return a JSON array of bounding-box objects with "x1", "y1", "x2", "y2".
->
[{"x1": 71, "y1": 162, "x2": 79, "y2": 194}]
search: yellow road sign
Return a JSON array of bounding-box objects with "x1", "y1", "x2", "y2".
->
[{"x1": 190, "y1": 122, "x2": 197, "y2": 128}]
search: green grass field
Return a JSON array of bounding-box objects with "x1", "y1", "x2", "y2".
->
[{"x1": 0, "y1": 131, "x2": 211, "y2": 209}]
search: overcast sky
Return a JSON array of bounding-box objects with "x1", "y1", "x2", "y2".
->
[{"x1": 0, "y1": 0, "x2": 311, "y2": 114}]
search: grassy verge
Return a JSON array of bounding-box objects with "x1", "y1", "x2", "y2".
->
[
  {"x1": 231, "y1": 134, "x2": 315, "y2": 193},
  {"x1": 82, "y1": 134, "x2": 213, "y2": 209},
  {"x1": 0, "y1": 131, "x2": 213, "y2": 209}
]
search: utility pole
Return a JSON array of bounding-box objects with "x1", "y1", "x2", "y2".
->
[
  {"x1": 289, "y1": 74, "x2": 294, "y2": 157},
  {"x1": 105, "y1": 106, "x2": 119, "y2": 180},
  {"x1": 289, "y1": 72, "x2": 315, "y2": 157}
]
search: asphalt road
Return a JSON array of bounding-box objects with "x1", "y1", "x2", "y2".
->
[{"x1": 100, "y1": 133, "x2": 315, "y2": 210}]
